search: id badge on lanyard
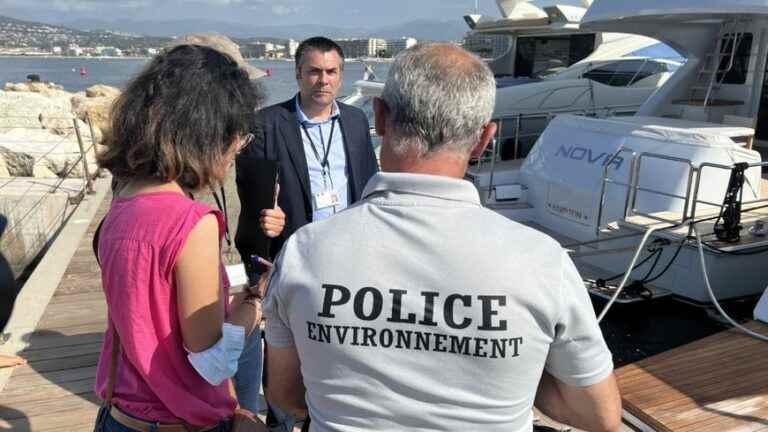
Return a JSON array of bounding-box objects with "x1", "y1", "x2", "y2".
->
[
  {"x1": 303, "y1": 120, "x2": 340, "y2": 211},
  {"x1": 313, "y1": 189, "x2": 341, "y2": 210}
]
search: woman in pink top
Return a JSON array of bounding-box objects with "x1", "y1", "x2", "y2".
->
[{"x1": 93, "y1": 43, "x2": 282, "y2": 431}]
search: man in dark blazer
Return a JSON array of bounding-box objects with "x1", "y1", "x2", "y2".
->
[
  {"x1": 235, "y1": 37, "x2": 378, "y2": 262},
  {"x1": 233, "y1": 35, "x2": 378, "y2": 429}
]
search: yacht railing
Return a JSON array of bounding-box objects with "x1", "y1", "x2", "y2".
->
[
  {"x1": 692, "y1": 162, "x2": 768, "y2": 219},
  {"x1": 625, "y1": 153, "x2": 697, "y2": 225},
  {"x1": 596, "y1": 147, "x2": 637, "y2": 236},
  {"x1": 599, "y1": 153, "x2": 768, "y2": 236},
  {"x1": 476, "y1": 102, "x2": 646, "y2": 169}
]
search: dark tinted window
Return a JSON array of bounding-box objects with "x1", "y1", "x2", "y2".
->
[
  {"x1": 717, "y1": 33, "x2": 753, "y2": 85},
  {"x1": 583, "y1": 60, "x2": 668, "y2": 87},
  {"x1": 514, "y1": 33, "x2": 596, "y2": 78}
]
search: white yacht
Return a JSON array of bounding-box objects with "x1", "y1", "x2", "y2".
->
[
  {"x1": 471, "y1": 0, "x2": 768, "y2": 308},
  {"x1": 343, "y1": 1, "x2": 680, "y2": 163},
  {"x1": 467, "y1": 0, "x2": 685, "y2": 160},
  {"x1": 466, "y1": 0, "x2": 658, "y2": 80}
]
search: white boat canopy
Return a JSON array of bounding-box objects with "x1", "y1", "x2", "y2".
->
[
  {"x1": 469, "y1": 0, "x2": 589, "y2": 33},
  {"x1": 583, "y1": 0, "x2": 768, "y2": 26}
]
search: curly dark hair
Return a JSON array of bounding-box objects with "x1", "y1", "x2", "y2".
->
[{"x1": 97, "y1": 44, "x2": 265, "y2": 190}]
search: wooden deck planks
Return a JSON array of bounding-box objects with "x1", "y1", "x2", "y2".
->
[
  {"x1": 617, "y1": 321, "x2": 768, "y2": 432},
  {"x1": 0, "y1": 193, "x2": 109, "y2": 431}
]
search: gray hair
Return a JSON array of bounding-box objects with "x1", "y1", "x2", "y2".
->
[{"x1": 381, "y1": 43, "x2": 496, "y2": 157}]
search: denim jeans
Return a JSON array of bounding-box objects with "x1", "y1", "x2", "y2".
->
[
  {"x1": 234, "y1": 327, "x2": 266, "y2": 414},
  {"x1": 102, "y1": 410, "x2": 230, "y2": 432}
]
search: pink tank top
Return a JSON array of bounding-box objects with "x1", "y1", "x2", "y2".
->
[{"x1": 94, "y1": 191, "x2": 235, "y2": 426}]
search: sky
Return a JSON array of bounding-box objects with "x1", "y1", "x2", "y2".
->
[{"x1": 0, "y1": 0, "x2": 504, "y2": 27}]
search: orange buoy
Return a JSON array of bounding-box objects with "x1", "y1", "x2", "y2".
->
[{"x1": 79, "y1": 66, "x2": 87, "y2": 77}]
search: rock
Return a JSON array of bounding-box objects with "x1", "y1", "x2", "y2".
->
[
  {"x1": 4, "y1": 83, "x2": 29, "y2": 92},
  {"x1": 0, "y1": 146, "x2": 36, "y2": 177},
  {"x1": 71, "y1": 94, "x2": 114, "y2": 133},
  {"x1": 0, "y1": 158, "x2": 10, "y2": 177},
  {"x1": 85, "y1": 84, "x2": 121, "y2": 99},
  {"x1": 76, "y1": 118, "x2": 102, "y2": 144},
  {"x1": 4, "y1": 81, "x2": 68, "y2": 97},
  {"x1": 0, "y1": 84, "x2": 111, "y2": 180},
  {"x1": 39, "y1": 111, "x2": 75, "y2": 135},
  {"x1": 28, "y1": 82, "x2": 55, "y2": 95},
  {"x1": 0, "y1": 129, "x2": 97, "y2": 178},
  {"x1": 0, "y1": 91, "x2": 73, "y2": 130}
]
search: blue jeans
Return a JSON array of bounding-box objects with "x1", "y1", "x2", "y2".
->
[
  {"x1": 235, "y1": 327, "x2": 266, "y2": 413},
  {"x1": 234, "y1": 328, "x2": 300, "y2": 432},
  {"x1": 102, "y1": 410, "x2": 230, "y2": 432}
]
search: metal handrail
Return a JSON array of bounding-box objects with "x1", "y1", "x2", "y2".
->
[
  {"x1": 494, "y1": 102, "x2": 644, "y2": 121},
  {"x1": 596, "y1": 146, "x2": 637, "y2": 236},
  {"x1": 625, "y1": 153, "x2": 696, "y2": 226},
  {"x1": 489, "y1": 102, "x2": 645, "y2": 162},
  {"x1": 618, "y1": 157, "x2": 768, "y2": 236},
  {"x1": 476, "y1": 103, "x2": 647, "y2": 196},
  {"x1": 691, "y1": 161, "x2": 768, "y2": 220},
  {"x1": 704, "y1": 20, "x2": 745, "y2": 106}
]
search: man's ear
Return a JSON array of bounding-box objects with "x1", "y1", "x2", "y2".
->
[
  {"x1": 373, "y1": 97, "x2": 389, "y2": 137},
  {"x1": 470, "y1": 122, "x2": 498, "y2": 159}
]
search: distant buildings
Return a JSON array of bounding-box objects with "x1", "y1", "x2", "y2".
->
[
  {"x1": 65, "y1": 44, "x2": 83, "y2": 57},
  {"x1": 0, "y1": 29, "x2": 423, "y2": 60},
  {"x1": 98, "y1": 47, "x2": 123, "y2": 57},
  {"x1": 463, "y1": 33, "x2": 511, "y2": 58},
  {"x1": 387, "y1": 37, "x2": 417, "y2": 56},
  {"x1": 242, "y1": 42, "x2": 288, "y2": 59},
  {"x1": 285, "y1": 39, "x2": 300, "y2": 58},
  {"x1": 337, "y1": 38, "x2": 388, "y2": 59}
]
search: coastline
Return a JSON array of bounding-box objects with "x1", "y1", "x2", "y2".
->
[
  {"x1": 0, "y1": 54, "x2": 394, "y2": 63},
  {"x1": 0, "y1": 54, "x2": 150, "y2": 60}
]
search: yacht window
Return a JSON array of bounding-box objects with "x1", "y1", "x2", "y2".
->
[
  {"x1": 582, "y1": 60, "x2": 668, "y2": 87},
  {"x1": 514, "y1": 34, "x2": 596, "y2": 78},
  {"x1": 717, "y1": 33, "x2": 753, "y2": 85},
  {"x1": 629, "y1": 61, "x2": 670, "y2": 86}
]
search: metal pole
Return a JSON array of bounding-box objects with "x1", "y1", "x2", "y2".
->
[
  {"x1": 514, "y1": 114, "x2": 521, "y2": 160},
  {"x1": 85, "y1": 113, "x2": 100, "y2": 178},
  {"x1": 73, "y1": 118, "x2": 94, "y2": 194}
]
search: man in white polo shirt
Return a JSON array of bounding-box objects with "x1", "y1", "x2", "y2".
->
[{"x1": 262, "y1": 43, "x2": 621, "y2": 432}]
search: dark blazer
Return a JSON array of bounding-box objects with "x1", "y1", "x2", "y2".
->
[{"x1": 235, "y1": 96, "x2": 379, "y2": 262}]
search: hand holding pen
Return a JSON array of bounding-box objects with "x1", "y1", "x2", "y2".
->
[
  {"x1": 247, "y1": 255, "x2": 273, "y2": 300},
  {"x1": 260, "y1": 184, "x2": 285, "y2": 238}
]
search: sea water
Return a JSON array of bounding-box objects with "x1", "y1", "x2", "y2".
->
[{"x1": 0, "y1": 57, "x2": 388, "y2": 105}]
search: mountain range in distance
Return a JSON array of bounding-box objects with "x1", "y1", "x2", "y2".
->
[{"x1": 52, "y1": 17, "x2": 471, "y2": 41}]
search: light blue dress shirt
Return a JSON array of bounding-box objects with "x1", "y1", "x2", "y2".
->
[{"x1": 295, "y1": 95, "x2": 349, "y2": 221}]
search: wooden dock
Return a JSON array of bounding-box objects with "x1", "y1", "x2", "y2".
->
[
  {"x1": 617, "y1": 320, "x2": 768, "y2": 432},
  {"x1": 0, "y1": 194, "x2": 108, "y2": 431},
  {"x1": 0, "y1": 178, "x2": 766, "y2": 431}
]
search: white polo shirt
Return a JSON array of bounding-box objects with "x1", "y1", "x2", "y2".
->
[{"x1": 264, "y1": 172, "x2": 613, "y2": 432}]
